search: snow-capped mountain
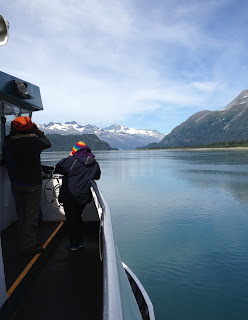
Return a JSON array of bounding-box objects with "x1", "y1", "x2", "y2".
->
[{"x1": 38, "y1": 122, "x2": 165, "y2": 150}]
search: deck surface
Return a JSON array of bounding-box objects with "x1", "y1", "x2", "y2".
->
[{"x1": 1, "y1": 219, "x2": 103, "y2": 320}]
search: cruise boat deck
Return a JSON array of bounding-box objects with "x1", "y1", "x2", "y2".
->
[{"x1": 0, "y1": 217, "x2": 103, "y2": 320}]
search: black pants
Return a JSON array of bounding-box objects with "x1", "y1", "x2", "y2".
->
[
  {"x1": 63, "y1": 200, "x2": 86, "y2": 246},
  {"x1": 14, "y1": 184, "x2": 42, "y2": 253}
]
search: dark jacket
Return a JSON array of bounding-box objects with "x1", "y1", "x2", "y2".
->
[
  {"x1": 55, "y1": 154, "x2": 101, "y2": 206},
  {"x1": 10, "y1": 132, "x2": 51, "y2": 185}
]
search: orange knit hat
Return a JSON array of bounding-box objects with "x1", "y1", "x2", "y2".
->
[{"x1": 12, "y1": 116, "x2": 33, "y2": 132}]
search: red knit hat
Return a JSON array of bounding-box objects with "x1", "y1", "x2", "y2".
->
[{"x1": 12, "y1": 116, "x2": 33, "y2": 132}]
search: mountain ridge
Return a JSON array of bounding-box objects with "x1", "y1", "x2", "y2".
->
[
  {"x1": 143, "y1": 90, "x2": 248, "y2": 149},
  {"x1": 38, "y1": 122, "x2": 165, "y2": 150}
]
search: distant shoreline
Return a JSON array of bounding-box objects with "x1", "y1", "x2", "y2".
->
[
  {"x1": 177, "y1": 147, "x2": 248, "y2": 151},
  {"x1": 137, "y1": 146, "x2": 248, "y2": 151},
  {"x1": 42, "y1": 147, "x2": 248, "y2": 152}
]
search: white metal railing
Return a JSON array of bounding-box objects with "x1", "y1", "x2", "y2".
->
[
  {"x1": 91, "y1": 181, "x2": 144, "y2": 320},
  {"x1": 123, "y1": 263, "x2": 155, "y2": 320},
  {"x1": 91, "y1": 181, "x2": 125, "y2": 320}
]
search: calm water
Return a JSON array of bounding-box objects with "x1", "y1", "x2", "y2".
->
[{"x1": 41, "y1": 150, "x2": 248, "y2": 320}]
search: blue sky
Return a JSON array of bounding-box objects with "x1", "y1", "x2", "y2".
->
[{"x1": 1, "y1": 0, "x2": 248, "y2": 133}]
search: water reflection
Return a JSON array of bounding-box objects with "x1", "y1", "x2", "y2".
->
[{"x1": 168, "y1": 151, "x2": 248, "y2": 204}]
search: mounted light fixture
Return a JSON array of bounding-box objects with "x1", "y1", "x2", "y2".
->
[{"x1": 0, "y1": 14, "x2": 9, "y2": 46}]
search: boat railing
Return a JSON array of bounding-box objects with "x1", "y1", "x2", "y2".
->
[
  {"x1": 90, "y1": 180, "x2": 125, "y2": 320},
  {"x1": 123, "y1": 263, "x2": 155, "y2": 320},
  {"x1": 91, "y1": 180, "x2": 148, "y2": 320}
]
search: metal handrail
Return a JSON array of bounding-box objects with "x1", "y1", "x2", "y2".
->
[
  {"x1": 123, "y1": 263, "x2": 155, "y2": 320},
  {"x1": 90, "y1": 181, "x2": 125, "y2": 320}
]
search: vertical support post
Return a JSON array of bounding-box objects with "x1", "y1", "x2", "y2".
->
[
  {"x1": 0, "y1": 102, "x2": 5, "y2": 145},
  {"x1": 0, "y1": 101, "x2": 7, "y2": 308},
  {"x1": 0, "y1": 102, "x2": 4, "y2": 163}
]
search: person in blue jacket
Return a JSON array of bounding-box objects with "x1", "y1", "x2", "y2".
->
[{"x1": 55, "y1": 141, "x2": 101, "y2": 251}]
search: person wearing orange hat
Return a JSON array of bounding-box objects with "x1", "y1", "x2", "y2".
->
[
  {"x1": 55, "y1": 141, "x2": 101, "y2": 251},
  {"x1": 10, "y1": 116, "x2": 51, "y2": 256},
  {"x1": 12, "y1": 116, "x2": 34, "y2": 132}
]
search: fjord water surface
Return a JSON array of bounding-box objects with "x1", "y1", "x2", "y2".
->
[{"x1": 41, "y1": 150, "x2": 248, "y2": 320}]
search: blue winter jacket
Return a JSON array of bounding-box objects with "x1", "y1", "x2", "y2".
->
[{"x1": 55, "y1": 154, "x2": 101, "y2": 206}]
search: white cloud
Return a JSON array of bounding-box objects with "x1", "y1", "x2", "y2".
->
[
  {"x1": 1, "y1": 0, "x2": 248, "y2": 132},
  {"x1": 192, "y1": 81, "x2": 218, "y2": 92}
]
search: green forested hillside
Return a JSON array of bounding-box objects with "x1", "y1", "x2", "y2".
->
[
  {"x1": 138, "y1": 139, "x2": 248, "y2": 149},
  {"x1": 46, "y1": 134, "x2": 116, "y2": 151}
]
